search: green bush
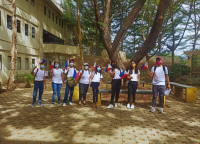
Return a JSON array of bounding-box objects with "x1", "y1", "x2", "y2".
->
[
  {"x1": 170, "y1": 63, "x2": 191, "y2": 79},
  {"x1": 23, "y1": 74, "x2": 34, "y2": 84}
]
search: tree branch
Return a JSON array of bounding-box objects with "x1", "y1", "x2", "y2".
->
[{"x1": 109, "y1": 8, "x2": 119, "y2": 23}]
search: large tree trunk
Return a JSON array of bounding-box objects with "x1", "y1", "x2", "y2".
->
[
  {"x1": 130, "y1": 0, "x2": 172, "y2": 66},
  {"x1": 77, "y1": 1, "x2": 84, "y2": 65},
  {"x1": 7, "y1": 0, "x2": 17, "y2": 91}
]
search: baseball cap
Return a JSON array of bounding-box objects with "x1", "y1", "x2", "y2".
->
[
  {"x1": 84, "y1": 63, "x2": 89, "y2": 66},
  {"x1": 69, "y1": 59, "x2": 74, "y2": 62},
  {"x1": 156, "y1": 57, "x2": 162, "y2": 60}
]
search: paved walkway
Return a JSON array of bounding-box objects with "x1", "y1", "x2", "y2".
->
[{"x1": 0, "y1": 82, "x2": 200, "y2": 144}]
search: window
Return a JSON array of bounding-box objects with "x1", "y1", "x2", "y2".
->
[
  {"x1": 32, "y1": 59, "x2": 35, "y2": 69},
  {"x1": 56, "y1": 16, "x2": 57, "y2": 24},
  {"x1": 62, "y1": 21, "x2": 63, "y2": 28},
  {"x1": 48, "y1": 10, "x2": 50, "y2": 18},
  {"x1": 31, "y1": 0, "x2": 34, "y2": 6},
  {"x1": 17, "y1": 57, "x2": 21, "y2": 70},
  {"x1": 25, "y1": 24, "x2": 28, "y2": 36},
  {"x1": 0, "y1": 55, "x2": 2, "y2": 70},
  {"x1": 7, "y1": 15, "x2": 12, "y2": 30},
  {"x1": 32, "y1": 27, "x2": 35, "y2": 38},
  {"x1": 8, "y1": 56, "x2": 11, "y2": 70},
  {"x1": 44, "y1": 5, "x2": 46, "y2": 15},
  {"x1": 52, "y1": 13, "x2": 54, "y2": 21},
  {"x1": 0, "y1": 11, "x2": 1, "y2": 26},
  {"x1": 17, "y1": 20, "x2": 21, "y2": 33},
  {"x1": 25, "y1": 58, "x2": 29, "y2": 70},
  {"x1": 43, "y1": 30, "x2": 64, "y2": 44}
]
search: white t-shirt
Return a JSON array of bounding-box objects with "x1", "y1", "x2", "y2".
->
[
  {"x1": 79, "y1": 70, "x2": 91, "y2": 84},
  {"x1": 128, "y1": 70, "x2": 140, "y2": 81},
  {"x1": 34, "y1": 68, "x2": 46, "y2": 81},
  {"x1": 65, "y1": 67, "x2": 75, "y2": 78},
  {"x1": 52, "y1": 68, "x2": 63, "y2": 84},
  {"x1": 92, "y1": 72, "x2": 103, "y2": 82},
  {"x1": 151, "y1": 66, "x2": 168, "y2": 85},
  {"x1": 109, "y1": 69, "x2": 122, "y2": 79}
]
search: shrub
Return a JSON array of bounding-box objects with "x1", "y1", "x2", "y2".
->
[
  {"x1": 23, "y1": 74, "x2": 34, "y2": 84},
  {"x1": 169, "y1": 63, "x2": 191, "y2": 79}
]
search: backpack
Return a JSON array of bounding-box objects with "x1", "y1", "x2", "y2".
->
[
  {"x1": 82, "y1": 69, "x2": 91, "y2": 75},
  {"x1": 153, "y1": 65, "x2": 167, "y2": 83}
]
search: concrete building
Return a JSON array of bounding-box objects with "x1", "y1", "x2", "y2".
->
[{"x1": 0, "y1": 0, "x2": 80, "y2": 84}]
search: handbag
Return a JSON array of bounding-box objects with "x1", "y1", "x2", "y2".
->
[{"x1": 67, "y1": 77, "x2": 76, "y2": 87}]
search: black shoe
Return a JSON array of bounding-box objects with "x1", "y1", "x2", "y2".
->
[
  {"x1": 38, "y1": 102, "x2": 44, "y2": 106},
  {"x1": 58, "y1": 101, "x2": 62, "y2": 105},
  {"x1": 31, "y1": 103, "x2": 36, "y2": 107},
  {"x1": 50, "y1": 102, "x2": 54, "y2": 106}
]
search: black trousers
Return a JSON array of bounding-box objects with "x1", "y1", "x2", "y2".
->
[
  {"x1": 128, "y1": 81, "x2": 138, "y2": 103},
  {"x1": 110, "y1": 79, "x2": 121, "y2": 104},
  {"x1": 79, "y1": 83, "x2": 89, "y2": 101}
]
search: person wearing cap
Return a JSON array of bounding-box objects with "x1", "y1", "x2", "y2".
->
[
  {"x1": 50, "y1": 61, "x2": 64, "y2": 106},
  {"x1": 148, "y1": 57, "x2": 170, "y2": 113},
  {"x1": 107, "y1": 61, "x2": 123, "y2": 109},
  {"x1": 63, "y1": 59, "x2": 77, "y2": 106},
  {"x1": 30, "y1": 59, "x2": 47, "y2": 107},
  {"x1": 78, "y1": 63, "x2": 91, "y2": 107}
]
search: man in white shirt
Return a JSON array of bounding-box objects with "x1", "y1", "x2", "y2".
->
[
  {"x1": 31, "y1": 59, "x2": 47, "y2": 107},
  {"x1": 148, "y1": 57, "x2": 171, "y2": 113},
  {"x1": 63, "y1": 59, "x2": 77, "y2": 106}
]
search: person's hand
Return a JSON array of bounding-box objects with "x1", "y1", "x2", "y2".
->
[
  {"x1": 90, "y1": 83, "x2": 92, "y2": 87},
  {"x1": 113, "y1": 70, "x2": 115, "y2": 74},
  {"x1": 34, "y1": 66, "x2": 37, "y2": 69},
  {"x1": 137, "y1": 85, "x2": 140, "y2": 89},
  {"x1": 131, "y1": 76, "x2": 133, "y2": 79},
  {"x1": 168, "y1": 84, "x2": 171, "y2": 89},
  {"x1": 98, "y1": 86, "x2": 100, "y2": 90},
  {"x1": 68, "y1": 67, "x2": 70, "y2": 70},
  {"x1": 148, "y1": 71, "x2": 151, "y2": 75}
]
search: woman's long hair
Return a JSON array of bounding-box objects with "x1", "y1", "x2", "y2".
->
[
  {"x1": 111, "y1": 61, "x2": 120, "y2": 72},
  {"x1": 54, "y1": 61, "x2": 59, "y2": 68},
  {"x1": 129, "y1": 61, "x2": 138, "y2": 74},
  {"x1": 95, "y1": 65, "x2": 102, "y2": 75}
]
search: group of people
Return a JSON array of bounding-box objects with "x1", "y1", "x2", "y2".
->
[{"x1": 30, "y1": 57, "x2": 170, "y2": 113}]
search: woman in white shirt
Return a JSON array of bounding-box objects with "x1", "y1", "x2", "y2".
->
[
  {"x1": 107, "y1": 61, "x2": 123, "y2": 109},
  {"x1": 90, "y1": 65, "x2": 103, "y2": 109},
  {"x1": 78, "y1": 63, "x2": 91, "y2": 107},
  {"x1": 50, "y1": 61, "x2": 64, "y2": 106},
  {"x1": 127, "y1": 61, "x2": 140, "y2": 109}
]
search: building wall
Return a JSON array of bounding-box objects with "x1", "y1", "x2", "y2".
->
[{"x1": 0, "y1": 0, "x2": 73, "y2": 84}]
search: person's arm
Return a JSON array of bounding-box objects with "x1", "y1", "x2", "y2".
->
[
  {"x1": 79, "y1": 71, "x2": 83, "y2": 79},
  {"x1": 148, "y1": 68, "x2": 154, "y2": 78},
  {"x1": 166, "y1": 74, "x2": 170, "y2": 89},
  {"x1": 98, "y1": 78, "x2": 102, "y2": 90},
  {"x1": 65, "y1": 68, "x2": 69, "y2": 77},
  {"x1": 44, "y1": 76, "x2": 46, "y2": 89},
  {"x1": 137, "y1": 74, "x2": 140, "y2": 89},
  {"x1": 89, "y1": 73, "x2": 93, "y2": 87},
  {"x1": 110, "y1": 70, "x2": 115, "y2": 78},
  {"x1": 61, "y1": 73, "x2": 64, "y2": 85},
  {"x1": 31, "y1": 66, "x2": 37, "y2": 74},
  {"x1": 50, "y1": 69, "x2": 53, "y2": 78}
]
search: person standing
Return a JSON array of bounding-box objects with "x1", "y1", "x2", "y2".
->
[
  {"x1": 31, "y1": 59, "x2": 47, "y2": 107},
  {"x1": 127, "y1": 61, "x2": 140, "y2": 109},
  {"x1": 63, "y1": 59, "x2": 77, "y2": 106},
  {"x1": 90, "y1": 65, "x2": 103, "y2": 109},
  {"x1": 148, "y1": 57, "x2": 171, "y2": 113},
  {"x1": 50, "y1": 62, "x2": 64, "y2": 106},
  {"x1": 78, "y1": 63, "x2": 91, "y2": 107},
  {"x1": 107, "y1": 61, "x2": 123, "y2": 108}
]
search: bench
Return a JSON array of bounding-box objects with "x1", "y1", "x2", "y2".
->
[
  {"x1": 97, "y1": 89, "x2": 166, "y2": 107},
  {"x1": 106, "y1": 81, "x2": 146, "y2": 89},
  {"x1": 170, "y1": 82, "x2": 197, "y2": 103}
]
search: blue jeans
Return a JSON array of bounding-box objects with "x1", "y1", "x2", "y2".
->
[
  {"x1": 91, "y1": 82, "x2": 100, "y2": 103},
  {"x1": 33, "y1": 82, "x2": 44, "y2": 103},
  {"x1": 63, "y1": 83, "x2": 74, "y2": 103},
  {"x1": 52, "y1": 83, "x2": 62, "y2": 102}
]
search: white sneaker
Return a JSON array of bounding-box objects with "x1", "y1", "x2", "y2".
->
[
  {"x1": 69, "y1": 102, "x2": 73, "y2": 105},
  {"x1": 127, "y1": 104, "x2": 130, "y2": 109},
  {"x1": 131, "y1": 105, "x2": 135, "y2": 109},
  {"x1": 63, "y1": 103, "x2": 66, "y2": 106},
  {"x1": 159, "y1": 108, "x2": 163, "y2": 113},
  {"x1": 115, "y1": 103, "x2": 118, "y2": 108},
  {"x1": 149, "y1": 107, "x2": 155, "y2": 112},
  {"x1": 107, "y1": 104, "x2": 113, "y2": 109}
]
